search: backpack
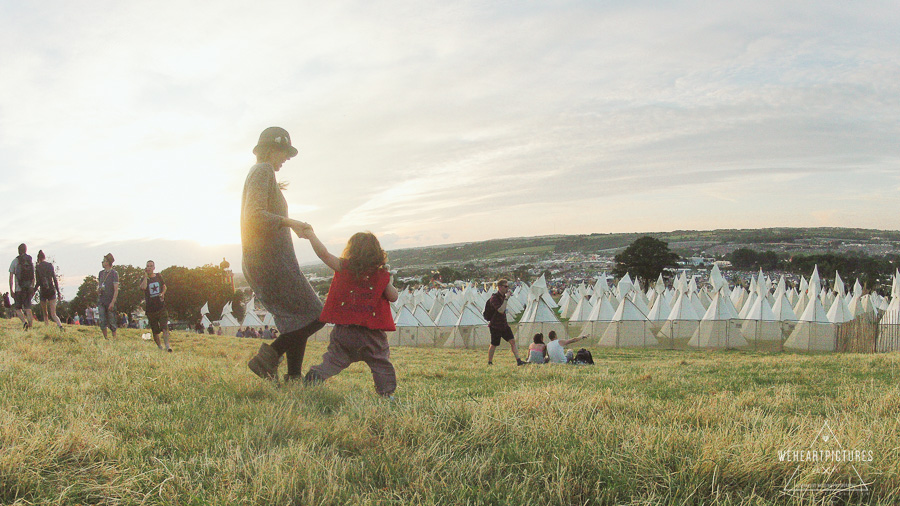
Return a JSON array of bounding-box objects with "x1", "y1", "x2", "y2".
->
[
  {"x1": 37, "y1": 262, "x2": 54, "y2": 291},
  {"x1": 17, "y1": 254, "x2": 34, "y2": 289},
  {"x1": 482, "y1": 299, "x2": 496, "y2": 321},
  {"x1": 573, "y1": 348, "x2": 594, "y2": 365}
]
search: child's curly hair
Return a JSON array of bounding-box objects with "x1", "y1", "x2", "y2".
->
[{"x1": 341, "y1": 232, "x2": 387, "y2": 277}]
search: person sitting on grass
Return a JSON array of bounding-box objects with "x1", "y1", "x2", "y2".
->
[
  {"x1": 527, "y1": 333, "x2": 548, "y2": 364},
  {"x1": 297, "y1": 227, "x2": 399, "y2": 397},
  {"x1": 546, "y1": 330, "x2": 589, "y2": 364}
]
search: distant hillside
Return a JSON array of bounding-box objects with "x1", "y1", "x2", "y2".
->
[
  {"x1": 382, "y1": 227, "x2": 900, "y2": 266},
  {"x1": 294, "y1": 227, "x2": 900, "y2": 279}
]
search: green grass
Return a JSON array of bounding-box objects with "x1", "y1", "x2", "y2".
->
[{"x1": 1, "y1": 319, "x2": 899, "y2": 505}]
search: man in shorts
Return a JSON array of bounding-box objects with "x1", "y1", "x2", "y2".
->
[
  {"x1": 487, "y1": 278, "x2": 525, "y2": 366},
  {"x1": 8, "y1": 243, "x2": 35, "y2": 330},
  {"x1": 140, "y1": 260, "x2": 171, "y2": 352},
  {"x1": 97, "y1": 253, "x2": 119, "y2": 338}
]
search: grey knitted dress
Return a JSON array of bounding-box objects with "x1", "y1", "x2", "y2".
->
[{"x1": 241, "y1": 163, "x2": 323, "y2": 334}]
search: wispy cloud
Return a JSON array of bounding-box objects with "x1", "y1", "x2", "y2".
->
[{"x1": 2, "y1": 0, "x2": 900, "y2": 285}]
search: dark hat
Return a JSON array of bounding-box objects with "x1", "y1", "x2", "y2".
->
[
  {"x1": 253, "y1": 126, "x2": 298, "y2": 157},
  {"x1": 103, "y1": 253, "x2": 115, "y2": 265}
]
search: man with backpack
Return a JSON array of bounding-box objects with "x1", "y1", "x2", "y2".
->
[
  {"x1": 485, "y1": 278, "x2": 525, "y2": 366},
  {"x1": 8, "y1": 243, "x2": 35, "y2": 330}
]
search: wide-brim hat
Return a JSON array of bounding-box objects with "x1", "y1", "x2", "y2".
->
[{"x1": 253, "y1": 126, "x2": 298, "y2": 157}]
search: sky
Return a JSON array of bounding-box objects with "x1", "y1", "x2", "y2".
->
[{"x1": 2, "y1": 0, "x2": 899, "y2": 298}]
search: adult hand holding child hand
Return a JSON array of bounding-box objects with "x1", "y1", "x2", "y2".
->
[{"x1": 287, "y1": 219, "x2": 314, "y2": 239}]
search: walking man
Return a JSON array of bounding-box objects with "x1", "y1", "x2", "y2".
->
[
  {"x1": 8, "y1": 244, "x2": 35, "y2": 330},
  {"x1": 140, "y1": 260, "x2": 171, "y2": 352},
  {"x1": 487, "y1": 278, "x2": 525, "y2": 366},
  {"x1": 97, "y1": 253, "x2": 119, "y2": 338}
]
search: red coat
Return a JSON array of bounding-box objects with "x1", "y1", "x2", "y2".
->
[{"x1": 319, "y1": 264, "x2": 395, "y2": 331}]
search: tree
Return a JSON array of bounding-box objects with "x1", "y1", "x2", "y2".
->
[
  {"x1": 437, "y1": 266, "x2": 462, "y2": 283},
  {"x1": 115, "y1": 264, "x2": 146, "y2": 316},
  {"x1": 728, "y1": 248, "x2": 782, "y2": 270},
  {"x1": 512, "y1": 265, "x2": 533, "y2": 283},
  {"x1": 613, "y1": 236, "x2": 680, "y2": 287},
  {"x1": 71, "y1": 275, "x2": 98, "y2": 320},
  {"x1": 160, "y1": 264, "x2": 241, "y2": 324}
]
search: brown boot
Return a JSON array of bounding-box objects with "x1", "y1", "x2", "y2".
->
[{"x1": 248, "y1": 343, "x2": 279, "y2": 381}]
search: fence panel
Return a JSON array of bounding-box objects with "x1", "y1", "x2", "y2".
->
[{"x1": 371, "y1": 311, "x2": 900, "y2": 353}]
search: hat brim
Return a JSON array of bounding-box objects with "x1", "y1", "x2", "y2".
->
[{"x1": 253, "y1": 144, "x2": 298, "y2": 158}]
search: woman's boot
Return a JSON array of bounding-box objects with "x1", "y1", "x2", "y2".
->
[{"x1": 248, "y1": 343, "x2": 279, "y2": 380}]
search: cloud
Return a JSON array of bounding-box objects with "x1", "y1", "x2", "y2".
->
[{"x1": 2, "y1": 0, "x2": 900, "y2": 278}]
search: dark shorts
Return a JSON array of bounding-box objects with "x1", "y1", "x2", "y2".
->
[
  {"x1": 147, "y1": 309, "x2": 169, "y2": 335},
  {"x1": 489, "y1": 325, "x2": 515, "y2": 347},
  {"x1": 97, "y1": 304, "x2": 117, "y2": 331},
  {"x1": 13, "y1": 289, "x2": 33, "y2": 310},
  {"x1": 39, "y1": 287, "x2": 57, "y2": 302}
]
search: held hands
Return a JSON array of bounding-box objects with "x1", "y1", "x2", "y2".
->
[{"x1": 288, "y1": 220, "x2": 314, "y2": 239}]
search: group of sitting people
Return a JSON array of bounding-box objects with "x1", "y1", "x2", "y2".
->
[
  {"x1": 236, "y1": 326, "x2": 278, "y2": 340},
  {"x1": 527, "y1": 331, "x2": 594, "y2": 365}
]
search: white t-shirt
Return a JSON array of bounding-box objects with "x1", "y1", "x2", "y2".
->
[
  {"x1": 9, "y1": 259, "x2": 20, "y2": 292},
  {"x1": 547, "y1": 339, "x2": 567, "y2": 363}
]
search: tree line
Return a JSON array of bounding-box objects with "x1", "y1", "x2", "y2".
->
[
  {"x1": 727, "y1": 248, "x2": 900, "y2": 292},
  {"x1": 67, "y1": 264, "x2": 247, "y2": 325}
]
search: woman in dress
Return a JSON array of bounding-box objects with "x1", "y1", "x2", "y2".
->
[{"x1": 242, "y1": 127, "x2": 325, "y2": 382}]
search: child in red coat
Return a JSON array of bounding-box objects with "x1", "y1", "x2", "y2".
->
[{"x1": 297, "y1": 227, "x2": 399, "y2": 396}]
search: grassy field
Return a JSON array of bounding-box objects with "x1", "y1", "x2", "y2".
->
[{"x1": 1, "y1": 319, "x2": 899, "y2": 505}]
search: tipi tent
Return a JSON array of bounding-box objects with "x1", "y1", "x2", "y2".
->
[
  {"x1": 567, "y1": 295, "x2": 594, "y2": 322},
  {"x1": 517, "y1": 297, "x2": 568, "y2": 346},
  {"x1": 581, "y1": 292, "x2": 616, "y2": 337},
  {"x1": 444, "y1": 303, "x2": 491, "y2": 348},
  {"x1": 689, "y1": 291, "x2": 746, "y2": 349},
  {"x1": 660, "y1": 291, "x2": 700, "y2": 341},
  {"x1": 740, "y1": 291, "x2": 782, "y2": 342},
  {"x1": 784, "y1": 296, "x2": 836, "y2": 352},
  {"x1": 598, "y1": 297, "x2": 658, "y2": 347},
  {"x1": 241, "y1": 311, "x2": 264, "y2": 330},
  {"x1": 388, "y1": 305, "x2": 437, "y2": 346}
]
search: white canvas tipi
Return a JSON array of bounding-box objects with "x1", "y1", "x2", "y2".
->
[
  {"x1": 598, "y1": 297, "x2": 658, "y2": 347},
  {"x1": 517, "y1": 297, "x2": 567, "y2": 346},
  {"x1": 826, "y1": 294, "x2": 854, "y2": 324},
  {"x1": 444, "y1": 303, "x2": 491, "y2": 348},
  {"x1": 689, "y1": 291, "x2": 746, "y2": 349},
  {"x1": 582, "y1": 292, "x2": 617, "y2": 337},
  {"x1": 568, "y1": 295, "x2": 594, "y2": 322},
  {"x1": 784, "y1": 295, "x2": 836, "y2": 352},
  {"x1": 660, "y1": 291, "x2": 700, "y2": 341}
]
